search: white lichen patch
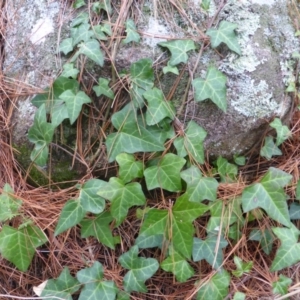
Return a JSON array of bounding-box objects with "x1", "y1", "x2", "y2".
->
[{"x1": 30, "y1": 18, "x2": 54, "y2": 45}]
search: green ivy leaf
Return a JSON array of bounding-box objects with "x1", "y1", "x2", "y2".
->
[
  {"x1": 192, "y1": 67, "x2": 227, "y2": 112},
  {"x1": 55, "y1": 200, "x2": 86, "y2": 236},
  {"x1": 71, "y1": 12, "x2": 89, "y2": 27},
  {"x1": 260, "y1": 136, "x2": 282, "y2": 160},
  {"x1": 242, "y1": 167, "x2": 292, "y2": 227},
  {"x1": 289, "y1": 202, "x2": 300, "y2": 220},
  {"x1": 143, "y1": 88, "x2": 175, "y2": 125},
  {"x1": 196, "y1": 270, "x2": 230, "y2": 300},
  {"x1": 77, "y1": 261, "x2": 117, "y2": 300},
  {"x1": 71, "y1": 23, "x2": 94, "y2": 47},
  {"x1": 272, "y1": 274, "x2": 292, "y2": 296},
  {"x1": 135, "y1": 234, "x2": 164, "y2": 249},
  {"x1": 181, "y1": 166, "x2": 218, "y2": 202},
  {"x1": 129, "y1": 58, "x2": 154, "y2": 108},
  {"x1": 201, "y1": 0, "x2": 210, "y2": 11},
  {"x1": 81, "y1": 211, "x2": 115, "y2": 249},
  {"x1": 93, "y1": 25, "x2": 108, "y2": 41},
  {"x1": 206, "y1": 21, "x2": 241, "y2": 55},
  {"x1": 270, "y1": 118, "x2": 291, "y2": 146},
  {"x1": 249, "y1": 228, "x2": 275, "y2": 255},
  {"x1": 78, "y1": 179, "x2": 106, "y2": 214},
  {"x1": 98, "y1": 177, "x2": 146, "y2": 225},
  {"x1": 61, "y1": 63, "x2": 79, "y2": 79},
  {"x1": 73, "y1": 0, "x2": 85, "y2": 8},
  {"x1": 77, "y1": 39, "x2": 104, "y2": 66},
  {"x1": 192, "y1": 234, "x2": 228, "y2": 269},
  {"x1": 161, "y1": 247, "x2": 194, "y2": 282},
  {"x1": 0, "y1": 184, "x2": 22, "y2": 222},
  {"x1": 59, "y1": 90, "x2": 91, "y2": 125},
  {"x1": 271, "y1": 225, "x2": 300, "y2": 271},
  {"x1": 232, "y1": 256, "x2": 253, "y2": 278},
  {"x1": 123, "y1": 19, "x2": 140, "y2": 44},
  {"x1": 92, "y1": 0, "x2": 112, "y2": 14},
  {"x1": 233, "y1": 154, "x2": 246, "y2": 166},
  {"x1": 144, "y1": 153, "x2": 186, "y2": 192},
  {"x1": 174, "y1": 121, "x2": 207, "y2": 164},
  {"x1": 118, "y1": 245, "x2": 159, "y2": 293},
  {"x1": 93, "y1": 78, "x2": 114, "y2": 99},
  {"x1": 233, "y1": 292, "x2": 246, "y2": 300},
  {"x1": 159, "y1": 40, "x2": 196, "y2": 66},
  {"x1": 0, "y1": 224, "x2": 47, "y2": 271},
  {"x1": 41, "y1": 267, "x2": 80, "y2": 300},
  {"x1": 116, "y1": 153, "x2": 144, "y2": 183},
  {"x1": 215, "y1": 156, "x2": 238, "y2": 182},
  {"x1": 100, "y1": 23, "x2": 112, "y2": 36},
  {"x1": 106, "y1": 108, "x2": 165, "y2": 162},
  {"x1": 163, "y1": 61, "x2": 179, "y2": 75},
  {"x1": 59, "y1": 38, "x2": 74, "y2": 55},
  {"x1": 51, "y1": 101, "x2": 69, "y2": 127}
]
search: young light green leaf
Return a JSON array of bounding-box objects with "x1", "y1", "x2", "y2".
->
[
  {"x1": 192, "y1": 234, "x2": 228, "y2": 269},
  {"x1": 93, "y1": 25, "x2": 108, "y2": 41},
  {"x1": 270, "y1": 118, "x2": 291, "y2": 146},
  {"x1": 51, "y1": 101, "x2": 69, "y2": 127},
  {"x1": 289, "y1": 202, "x2": 300, "y2": 220},
  {"x1": 123, "y1": 19, "x2": 140, "y2": 44},
  {"x1": 80, "y1": 212, "x2": 115, "y2": 249},
  {"x1": 73, "y1": 0, "x2": 85, "y2": 8},
  {"x1": 232, "y1": 256, "x2": 253, "y2": 278},
  {"x1": 192, "y1": 67, "x2": 227, "y2": 112},
  {"x1": 233, "y1": 154, "x2": 246, "y2": 166},
  {"x1": 161, "y1": 247, "x2": 194, "y2": 282},
  {"x1": 119, "y1": 245, "x2": 159, "y2": 293},
  {"x1": 206, "y1": 21, "x2": 241, "y2": 55},
  {"x1": 55, "y1": 200, "x2": 86, "y2": 236},
  {"x1": 196, "y1": 270, "x2": 230, "y2": 300},
  {"x1": 71, "y1": 12, "x2": 89, "y2": 27},
  {"x1": 272, "y1": 274, "x2": 292, "y2": 296},
  {"x1": 143, "y1": 88, "x2": 175, "y2": 125},
  {"x1": 77, "y1": 261, "x2": 117, "y2": 300},
  {"x1": 242, "y1": 167, "x2": 292, "y2": 227},
  {"x1": 163, "y1": 61, "x2": 179, "y2": 75},
  {"x1": 0, "y1": 184, "x2": 22, "y2": 222},
  {"x1": 215, "y1": 156, "x2": 238, "y2": 182},
  {"x1": 100, "y1": 23, "x2": 112, "y2": 36},
  {"x1": 61, "y1": 63, "x2": 79, "y2": 79},
  {"x1": 116, "y1": 153, "x2": 144, "y2": 183},
  {"x1": 0, "y1": 224, "x2": 47, "y2": 271},
  {"x1": 271, "y1": 225, "x2": 300, "y2": 271},
  {"x1": 41, "y1": 267, "x2": 80, "y2": 300},
  {"x1": 181, "y1": 166, "x2": 218, "y2": 202},
  {"x1": 93, "y1": 78, "x2": 114, "y2": 99},
  {"x1": 92, "y1": 0, "x2": 112, "y2": 14},
  {"x1": 159, "y1": 40, "x2": 196, "y2": 66},
  {"x1": 78, "y1": 179, "x2": 106, "y2": 214},
  {"x1": 260, "y1": 136, "x2": 282, "y2": 160},
  {"x1": 71, "y1": 23, "x2": 94, "y2": 46},
  {"x1": 144, "y1": 153, "x2": 186, "y2": 192},
  {"x1": 98, "y1": 177, "x2": 146, "y2": 225},
  {"x1": 59, "y1": 38, "x2": 74, "y2": 55},
  {"x1": 174, "y1": 121, "x2": 207, "y2": 164},
  {"x1": 233, "y1": 292, "x2": 246, "y2": 300},
  {"x1": 59, "y1": 90, "x2": 91, "y2": 124},
  {"x1": 249, "y1": 228, "x2": 275, "y2": 255},
  {"x1": 78, "y1": 39, "x2": 104, "y2": 66},
  {"x1": 201, "y1": 0, "x2": 210, "y2": 11}
]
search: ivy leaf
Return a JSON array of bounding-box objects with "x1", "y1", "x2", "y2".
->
[
  {"x1": 92, "y1": 0, "x2": 112, "y2": 14},
  {"x1": 289, "y1": 202, "x2": 300, "y2": 220},
  {"x1": 93, "y1": 25, "x2": 108, "y2": 41},
  {"x1": 77, "y1": 261, "x2": 117, "y2": 300},
  {"x1": 61, "y1": 63, "x2": 79, "y2": 79},
  {"x1": 81, "y1": 211, "x2": 115, "y2": 249},
  {"x1": 196, "y1": 270, "x2": 230, "y2": 300},
  {"x1": 51, "y1": 101, "x2": 69, "y2": 127},
  {"x1": 98, "y1": 178, "x2": 146, "y2": 225},
  {"x1": 242, "y1": 167, "x2": 292, "y2": 227},
  {"x1": 192, "y1": 234, "x2": 228, "y2": 269},
  {"x1": 100, "y1": 23, "x2": 112, "y2": 36},
  {"x1": 181, "y1": 166, "x2": 218, "y2": 202},
  {"x1": 71, "y1": 12, "x2": 89, "y2": 27},
  {"x1": 59, "y1": 90, "x2": 91, "y2": 125},
  {"x1": 271, "y1": 225, "x2": 300, "y2": 271},
  {"x1": 54, "y1": 200, "x2": 86, "y2": 236},
  {"x1": 232, "y1": 256, "x2": 253, "y2": 278},
  {"x1": 161, "y1": 247, "x2": 194, "y2": 282},
  {"x1": 201, "y1": 0, "x2": 210, "y2": 11},
  {"x1": 116, "y1": 153, "x2": 144, "y2": 183},
  {"x1": 233, "y1": 292, "x2": 246, "y2": 300},
  {"x1": 0, "y1": 184, "x2": 22, "y2": 222},
  {"x1": 163, "y1": 61, "x2": 179, "y2": 75},
  {"x1": 144, "y1": 153, "x2": 186, "y2": 192},
  {"x1": 77, "y1": 39, "x2": 104, "y2": 66},
  {"x1": 59, "y1": 38, "x2": 74, "y2": 55},
  {"x1": 270, "y1": 118, "x2": 291, "y2": 146},
  {"x1": 206, "y1": 21, "x2": 241, "y2": 55},
  {"x1": 193, "y1": 67, "x2": 227, "y2": 112},
  {"x1": 260, "y1": 136, "x2": 282, "y2": 160},
  {"x1": 215, "y1": 156, "x2": 238, "y2": 182},
  {"x1": 159, "y1": 40, "x2": 196, "y2": 66},
  {"x1": 129, "y1": 58, "x2": 154, "y2": 107},
  {"x1": 73, "y1": 0, "x2": 85, "y2": 8},
  {"x1": 272, "y1": 274, "x2": 292, "y2": 296},
  {"x1": 71, "y1": 23, "x2": 94, "y2": 46},
  {"x1": 233, "y1": 154, "x2": 246, "y2": 166},
  {"x1": 123, "y1": 19, "x2": 140, "y2": 44},
  {"x1": 106, "y1": 108, "x2": 165, "y2": 162},
  {"x1": 174, "y1": 121, "x2": 207, "y2": 164},
  {"x1": 143, "y1": 88, "x2": 175, "y2": 125},
  {"x1": 119, "y1": 245, "x2": 159, "y2": 293},
  {"x1": 249, "y1": 228, "x2": 275, "y2": 255},
  {"x1": 41, "y1": 268, "x2": 80, "y2": 300},
  {"x1": 135, "y1": 234, "x2": 164, "y2": 249},
  {"x1": 93, "y1": 78, "x2": 114, "y2": 99},
  {"x1": 0, "y1": 225, "x2": 47, "y2": 271},
  {"x1": 78, "y1": 179, "x2": 106, "y2": 214}
]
